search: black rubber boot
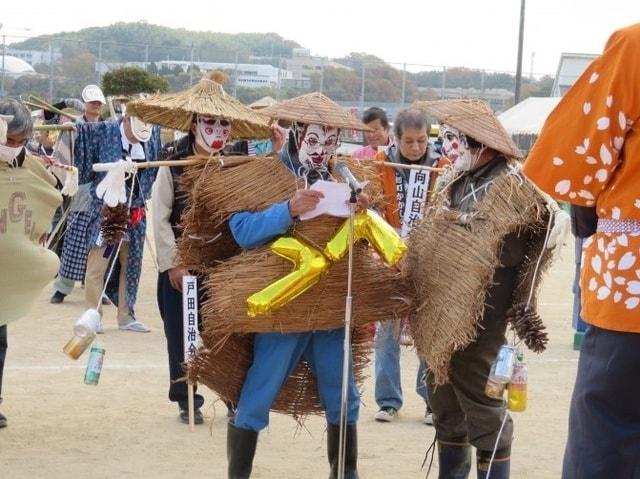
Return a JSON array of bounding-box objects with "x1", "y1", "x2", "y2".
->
[
  {"x1": 50, "y1": 291, "x2": 66, "y2": 304},
  {"x1": 437, "y1": 441, "x2": 471, "y2": 479},
  {"x1": 327, "y1": 423, "x2": 359, "y2": 479},
  {"x1": 227, "y1": 422, "x2": 258, "y2": 479},
  {"x1": 477, "y1": 447, "x2": 510, "y2": 479}
]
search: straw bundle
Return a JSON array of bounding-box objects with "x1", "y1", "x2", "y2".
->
[
  {"x1": 406, "y1": 168, "x2": 551, "y2": 385},
  {"x1": 200, "y1": 214, "x2": 409, "y2": 334},
  {"x1": 126, "y1": 72, "x2": 271, "y2": 139},
  {"x1": 262, "y1": 92, "x2": 372, "y2": 131},
  {"x1": 186, "y1": 326, "x2": 372, "y2": 421},
  {"x1": 174, "y1": 154, "x2": 385, "y2": 270},
  {"x1": 414, "y1": 99, "x2": 523, "y2": 160}
]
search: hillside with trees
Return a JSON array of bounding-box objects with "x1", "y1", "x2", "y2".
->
[{"x1": 6, "y1": 22, "x2": 554, "y2": 105}]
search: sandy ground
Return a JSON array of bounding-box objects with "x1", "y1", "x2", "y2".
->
[{"x1": 1, "y1": 237, "x2": 578, "y2": 478}]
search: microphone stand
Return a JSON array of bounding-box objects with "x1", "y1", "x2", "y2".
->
[{"x1": 337, "y1": 185, "x2": 359, "y2": 479}]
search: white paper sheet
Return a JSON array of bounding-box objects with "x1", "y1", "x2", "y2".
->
[{"x1": 299, "y1": 180, "x2": 351, "y2": 221}]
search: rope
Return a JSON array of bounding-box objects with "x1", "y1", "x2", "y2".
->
[
  {"x1": 485, "y1": 411, "x2": 509, "y2": 479},
  {"x1": 95, "y1": 171, "x2": 137, "y2": 310}
]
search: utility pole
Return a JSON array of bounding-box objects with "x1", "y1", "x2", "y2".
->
[
  {"x1": 400, "y1": 63, "x2": 407, "y2": 108},
  {"x1": 233, "y1": 51, "x2": 239, "y2": 97},
  {"x1": 359, "y1": 63, "x2": 366, "y2": 116},
  {"x1": 189, "y1": 43, "x2": 194, "y2": 87},
  {"x1": 1, "y1": 35, "x2": 5, "y2": 97},
  {"x1": 96, "y1": 41, "x2": 103, "y2": 85},
  {"x1": 514, "y1": 0, "x2": 526, "y2": 103},
  {"x1": 48, "y1": 42, "x2": 54, "y2": 101},
  {"x1": 529, "y1": 51, "x2": 535, "y2": 79},
  {"x1": 276, "y1": 56, "x2": 282, "y2": 101},
  {"x1": 145, "y1": 44, "x2": 149, "y2": 65},
  {"x1": 319, "y1": 57, "x2": 325, "y2": 94},
  {"x1": 440, "y1": 67, "x2": 447, "y2": 99}
]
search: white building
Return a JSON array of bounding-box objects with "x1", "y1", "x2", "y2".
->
[
  {"x1": 100, "y1": 60, "x2": 293, "y2": 89},
  {"x1": 551, "y1": 53, "x2": 597, "y2": 97},
  {"x1": 0, "y1": 55, "x2": 37, "y2": 76},
  {"x1": 6, "y1": 48, "x2": 61, "y2": 66}
]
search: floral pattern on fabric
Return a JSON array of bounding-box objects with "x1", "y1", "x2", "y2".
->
[
  {"x1": 523, "y1": 24, "x2": 640, "y2": 332},
  {"x1": 74, "y1": 120, "x2": 160, "y2": 313}
]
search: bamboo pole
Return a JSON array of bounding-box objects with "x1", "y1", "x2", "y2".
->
[
  {"x1": 33, "y1": 124, "x2": 76, "y2": 132},
  {"x1": 372, "y1": 161, "x2": 446, "y2": 172},
  {"x1": 92, "y1": 155, "x2": 254, "y2": 172}
]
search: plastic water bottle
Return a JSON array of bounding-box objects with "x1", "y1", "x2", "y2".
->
[{"x1": 508, "y1": 352, "x2": 528, "y2": 412}]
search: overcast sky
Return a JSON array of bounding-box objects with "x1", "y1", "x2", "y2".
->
[{"x1": 2, "y1": 0, "x2": 637, "y2": 76}]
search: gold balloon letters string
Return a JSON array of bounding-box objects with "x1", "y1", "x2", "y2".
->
[{"x1": 247, "y1": 210, "x2": 407, "y2": 317}]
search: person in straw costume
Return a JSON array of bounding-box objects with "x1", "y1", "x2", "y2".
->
[
  {"x1": 0, "y1": 100, "x2": 64, "y2": 429},
  {"x1": 522, "y1": 23, "x2": 640, "y2": 478},
  {"x1": 407, "y1": 99, "x2": 569, "y2": 479},
  {"x1": 220, "y1": 92, "x2": 375, "y2": 479},
  {"x1": 126, "y1": 72, "x2": 279, "y2": 425}
]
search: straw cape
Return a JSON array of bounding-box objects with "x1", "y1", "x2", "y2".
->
[
  {"x1": 125, "y1": 72, "x2": 271, "y2": 139},
  {"x1": 262, "y1": 92, "x2": 372, "y2": 131},
  {"x1": 414, "y1": 99, "x2": 523, "y2": 160},
  {"x1": 406, "y1": 167, "x2": 553, "y2": 385}
]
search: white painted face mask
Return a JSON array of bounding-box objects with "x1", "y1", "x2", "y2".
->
[
  {"x1": 0, "y1": 144, "x2": 23, "y2": 164},
  {"x1": 195, "y1": 115, "x2": 231, "y2": 154},
  {"x1": 440, "y1": 124, "x2": 484, "y2": 171},
  {"x1": 297, "y1": 123, "x2": 339, "y2": 172}
]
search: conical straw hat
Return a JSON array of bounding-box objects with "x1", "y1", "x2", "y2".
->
[
  {"x1": 414, "y1": 99, "x2": 522, "y2": 159},
  {"x1": 126, "y1": 72, "x2": 271, "y2": 139},
  {"x1": 262, "y1": 92, "x2": 372, "y2": 131}
]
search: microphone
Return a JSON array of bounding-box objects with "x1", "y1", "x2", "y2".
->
[{"x1": 335, "y1": 161, "x2": 363, "y2": 194}]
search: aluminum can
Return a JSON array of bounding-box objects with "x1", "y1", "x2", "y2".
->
[
  {"x1": 84, "y1": 346, "x2": 105, "y2": 385},
  {"x1": 492, "y1": 345, "x2": 515, "y2": 383}
]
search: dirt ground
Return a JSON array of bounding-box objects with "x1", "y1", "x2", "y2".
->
[{"x1": 1, "y1": 237, "x2": 578, "y2": 478}]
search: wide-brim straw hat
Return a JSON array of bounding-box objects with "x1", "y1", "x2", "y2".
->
[
  {"x1": 126, "y1": 72, "x2": 271, "y2": 139},
  {"x1": 414, "y1": 99, "x2": 522, "y2": 159},
  {"x1": 262, "y1": 92, "x2": 372, "y2": 131}
]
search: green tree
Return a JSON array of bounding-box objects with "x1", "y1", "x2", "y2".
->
[{"x1": 101, "y1": 66, "x2": 170, "y2": 95}]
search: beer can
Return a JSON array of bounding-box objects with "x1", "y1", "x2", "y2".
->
[
  {"x1": 485, "y1": 376, "x2": 507, "y2": 399},
  {"x1": 84, "y1": 346, "x2": 105, "y2": 385},
  {"x1": 492, "y1": 345, "x2": 515, "y2": 383},
  {"x1": 63, "y1": 332, "x2": 96, "y2": 360}
]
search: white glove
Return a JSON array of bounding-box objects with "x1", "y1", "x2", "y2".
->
[
  {"x1": 547, "y1": 206, "x2": 571, "y2": 249},
  {"x1": 95, "y1": 160, "x2": 136, "y2": 207},
  {"x1": 60, "y1": 166, "x2": 79, "y2": 196}
]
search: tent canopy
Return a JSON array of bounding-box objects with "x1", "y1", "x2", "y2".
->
[{"x1": 498, "y1": 97, "x2": 561, "y2": 136}]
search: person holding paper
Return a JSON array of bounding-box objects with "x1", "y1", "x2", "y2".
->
[{"x1": 225, "y1": 93, "x2": 370, "y2": 479}]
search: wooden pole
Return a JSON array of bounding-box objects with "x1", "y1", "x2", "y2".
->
[
  {"x1": 372, "y1": 161, "x2": 446, "y2": 173},
  {"x1": 33, "y1": 124, "x2": 76, "y2": 132}
]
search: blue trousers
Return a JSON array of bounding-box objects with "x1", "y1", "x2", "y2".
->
[
  {"x1": 374, "y1": 320, "x2": 428, "y2": 411},
  {"x1": 234, "y1": 329, "x2": 360, "y2": 432},
  {"x1": 562, "y1": 325, "x2": 640, "y2": 478}
]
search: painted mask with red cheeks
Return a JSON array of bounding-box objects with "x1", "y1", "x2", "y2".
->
[
  {"x1": 441, "y1": 123, "x2": 473, "y2": 170},
  {"x1": 297, "y1": 123, "x2": 340, "y2": 172},
  {"x1": 195, "y1": 115, "x2": 231, "y2": 153}
]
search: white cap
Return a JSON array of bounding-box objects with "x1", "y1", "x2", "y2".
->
[{"x1": 81, "y1": 84, "x2": 106, "y2": 105}]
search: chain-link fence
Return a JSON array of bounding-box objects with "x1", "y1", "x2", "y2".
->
[{"x1": 1, "y1": 32, "x2": 556, "y2": 120}]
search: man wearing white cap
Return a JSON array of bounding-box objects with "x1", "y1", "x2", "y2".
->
[{"x1": 51, "y1": 84, "x2": 106, "y2": 304}]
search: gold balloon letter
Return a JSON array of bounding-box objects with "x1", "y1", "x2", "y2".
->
[
  {"x1": 246, "y1": 237, "x2": 330, "y2": 317},
  {"x1": 324, "y1": 210, "x2": 407, "y2": 266}
]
